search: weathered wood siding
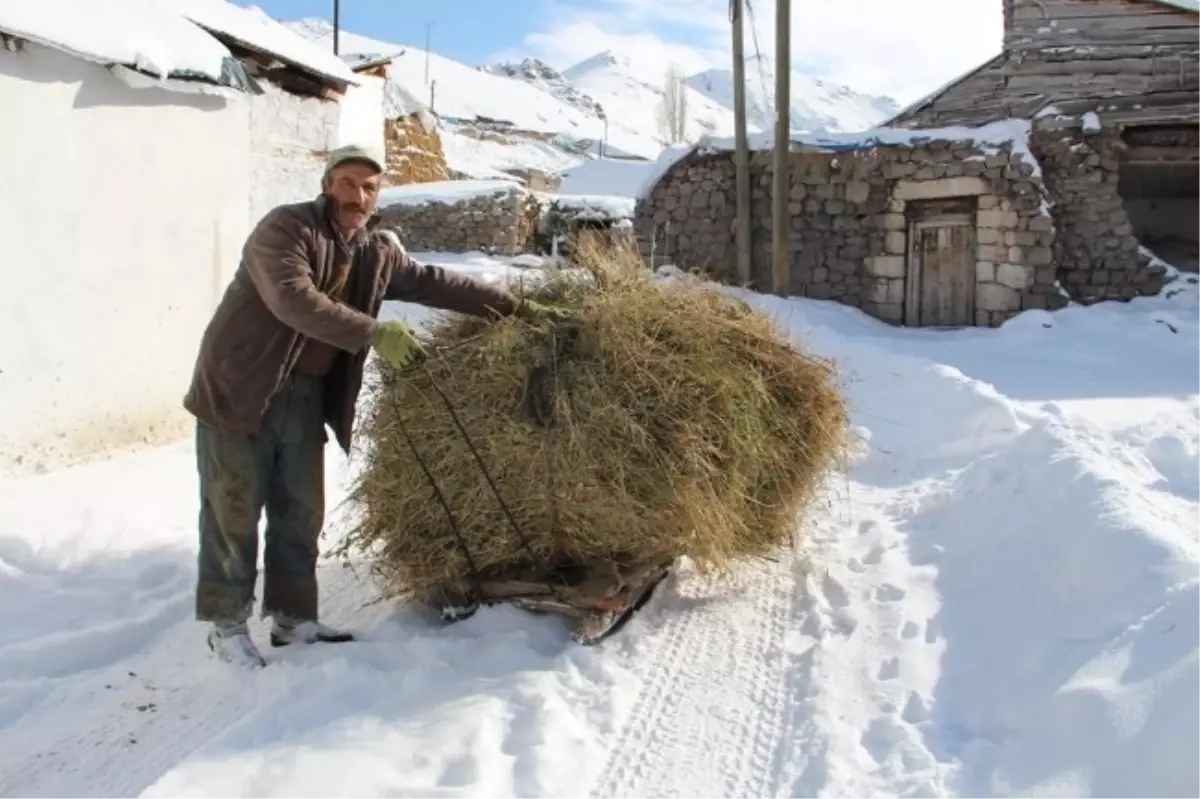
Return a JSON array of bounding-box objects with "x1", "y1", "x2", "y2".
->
[
  {"x1": 891, "y1": 0, "x2": 1199, "y2": 128},
  {"x1": 1005, "y1": 0, "x2": 1196, "y2": 51}
]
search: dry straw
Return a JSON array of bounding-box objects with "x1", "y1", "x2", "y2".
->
[{"x1": 335, "y1": 236, "x2": 851, "y2": 603}]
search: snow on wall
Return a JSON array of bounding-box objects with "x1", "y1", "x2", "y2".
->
[
  {"x1": 248, "y1": 81, "x2": 338, "y2": 223},
  {"x1": 635, "y1": 118, "x2": 1039, "y2": 201},
  {"x1": 0, "y1": 41, "x2": 250, "y2": 478},
  {"x1": 338, "y1": 69, "x2": 385, "y2": 156}
]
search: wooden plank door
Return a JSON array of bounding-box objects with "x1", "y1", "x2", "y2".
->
[{"x1": 905, "y1": 213, "x2": 976, "y2": 327}]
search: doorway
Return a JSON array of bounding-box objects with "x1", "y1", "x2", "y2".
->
[
  {"x1": 904, "y1": 198, "x2": 978, "y2": 327},
  {"x1": 1119, "y1": 124, "x2": 1199, "y2": 273}
]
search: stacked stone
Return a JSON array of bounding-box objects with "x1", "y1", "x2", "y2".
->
[
  {"x1": 1031, "y1": 122, "x2": 1166, "y2": 303},
  {"x1": 377, "y1": 187, "x2": 530, "y2": 255}
]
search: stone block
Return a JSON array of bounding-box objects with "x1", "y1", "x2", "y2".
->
[
  {"x1": 976, "y1": 261, "x2": 996, "y2": 282},
  {"x1": 865, "y1": 278, "x2": 890, "y2": 304},
  {"x1": 1008, "y1": 246, "x2": 1026, "y2": 264},
  {"x1": 978, "y1": 227, "x2": 1002, "y2": 245},
  {"x1": 888, "y1": 279, "x2": 906, "y2": 304},
  {"x1": 1027, "y1": 246, "x2": 1053, "y2": 265},
  {"x1": 978, "y1": 209, "x2": 1019, "y2": 229},
  {"x1": 865, "y1": 255, "x2": 906, "y2": 278},
  {"x1": 978, "y1": 195, "x2": 1000, "y2": 210},
  {"x1": 977, "y1": 244, "x2": 1007, "y2": 262},
  {"x1": 885, "y1": 231, "x2": 907, "y2": 254},
  {"x1": 845, "y1": 181, "x2": 871, "y2": 203},
  {"x1": 893, "y1": 176, "x2": 989, "y2": 201},
  {"x1": 978, "y1": 282, "x2": 1021, "y2": 311},
  {"x1": 881, "y1": 213, "x2": 907, "y2": 230},
  {"x1": 996, "y1": 263, "x2": 1031, "y2": 289}
]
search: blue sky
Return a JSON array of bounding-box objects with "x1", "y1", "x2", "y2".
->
[
  {"x1": 245, "y1": 0, "x2": 1002, "y2": 105},
  {"x1": 250, "y1": 0, "x2": 545, "y2": 67}
]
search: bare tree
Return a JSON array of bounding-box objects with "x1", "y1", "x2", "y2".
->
[{"x1": 659, "y1": 64, "x2": 688, "y2": 144}]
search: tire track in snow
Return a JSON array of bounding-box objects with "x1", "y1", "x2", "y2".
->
[{"x1": 588, "y1": 552, "x2": 797, "y2": 798}]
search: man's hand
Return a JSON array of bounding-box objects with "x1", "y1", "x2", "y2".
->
[
  {"x1": 370, "y1": 320, "x2": 425, "y2": 367},
  {"x1": 518, "y1": 299, "x2": 574, "y2": 324}
]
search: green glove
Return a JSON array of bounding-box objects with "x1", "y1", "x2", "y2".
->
[
  {"x1": 370, "y1": 320, "x2": 424, "y2": 367},
  {"x1": 519, "y1": 299, "x2": 574, "y2": 324}
]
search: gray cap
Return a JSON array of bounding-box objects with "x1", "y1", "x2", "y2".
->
[{"x1": 324, "y1": 144, "x2": 385, "y2": 176}]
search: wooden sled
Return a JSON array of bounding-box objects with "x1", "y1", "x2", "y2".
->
[{"x1": 423, "y1": 558, "x2": 676, "y2": 645}]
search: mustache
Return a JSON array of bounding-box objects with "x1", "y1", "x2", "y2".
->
[{"x1": 337, "y1": 201, "x2": 368, "y2": 215}]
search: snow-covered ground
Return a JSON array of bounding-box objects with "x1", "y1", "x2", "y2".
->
[{"x1": 0, "y1": 255, "x2": 1195, "y2": 798}]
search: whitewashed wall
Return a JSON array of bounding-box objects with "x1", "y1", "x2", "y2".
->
[
  {"x1": 248, "y1": 81, "x2": 339, "y2": 225},
  {"x1": 338, "y1": 71, "x2": 386, "y2": 156},
  {"x1": 0, "y1": 42, "x2": 250, "y2": 478}
]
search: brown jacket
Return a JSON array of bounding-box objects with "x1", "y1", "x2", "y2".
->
[{"x1": 183, "y1": 195, "x2": 521, "y2": 453}]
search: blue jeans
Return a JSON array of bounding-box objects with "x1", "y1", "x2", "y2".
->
[{"x1": 194, "y1": 373, "x2": 327, "y2": 623}]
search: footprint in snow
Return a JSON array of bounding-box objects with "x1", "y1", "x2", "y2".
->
[
  {"x1": 874, "y1": 583, "x2": 907, "y2": 603},
  {"x1": 877, "y1": 657, "x2": 901, "y2": 681}
]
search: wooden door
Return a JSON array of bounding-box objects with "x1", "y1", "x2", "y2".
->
[{"x1": 905, "y1": 212, "x2": 976, "y2": 327}]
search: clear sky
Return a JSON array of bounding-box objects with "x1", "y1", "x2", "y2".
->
[{"x1": 245, "y1": 0, "x2": 1003, "y2": 105}]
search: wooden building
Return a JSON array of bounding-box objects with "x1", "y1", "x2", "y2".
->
[{"x1": 887, "y1": 0, "x2": 1198, "y2": 271}]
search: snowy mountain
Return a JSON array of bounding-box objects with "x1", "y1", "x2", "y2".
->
[
  {"x1": 687, "y1": 55, "x2": 900, "y2": 135},
  {"x1": 286, "y1": 16, "x2": 899, "y2": 180},
  {"x1": 483, "y1": 58, "x2": 606, "y2": 119}
]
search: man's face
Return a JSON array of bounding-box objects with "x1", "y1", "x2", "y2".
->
[{"x1": 325, "y1": 161, "x2": 382, "y2": 232}]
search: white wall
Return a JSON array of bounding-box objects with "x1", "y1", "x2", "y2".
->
[
  {"x1": 338, "y1": 71, "x2": 386, "y2": 156},
  {"x1": 0, "y1": 42, "x2": 250, "y2": 478},
  {"x1": 248, "y1": 81, "x2": 340, "y2": 225}
]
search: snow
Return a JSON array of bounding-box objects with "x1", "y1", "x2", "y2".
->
[
  {"x1": 0, "y1": 252, "x2": 1196, "y2": 797},
  {"x1": 547, "y1": 194, "x2": 636, "y2": 220},
  {"x1": 287, "y1": 20, "x2": 600, "y2": 139},
  {"x1": 636, "y1": 118, "x2": 1039, "y2": 201},
  {"x1": 559, "y1": 158, "x2": 658, "y2": 198},
  {"x1": 161, "y1": 0, "x2": 356, "y2": 86},
  {"x1": 1082, "y1": 111, "x2": 1103, "y2": 133},
  {"x1": 0, "y1": 0, "x2": 233, "y2": 82},
  {"x1": 439, "y1": 130, "x2": 583, "y2": 182},
  {"x1": 376, "y1": 179, "x2": 520, "y2": 209},
  {"x1": 687, "y1": 56, "x2": 900, "y2": 135}
]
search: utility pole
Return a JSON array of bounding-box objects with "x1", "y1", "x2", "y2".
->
[
  {"x1": 731, "y1": 0, "x2": 752, "y2": 287},
  {"x1": 771, "y1": 0, "x2": 791, "y2": 297},
  {"x1": 424, "y1": 23, "x2": 432, "y2": 86},
  {"x1": 332, "y1": 0, "x2": 340, "y2": 55}
]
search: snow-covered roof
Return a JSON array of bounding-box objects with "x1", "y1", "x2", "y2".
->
[
  {"x1": 0, "y1": 0, "x2": 247, "y2": 86},
  {"x1": 635, "y1": 119, "x2": 1038, "y2": 201},
  {"x1": 547, "y1": 194, "x2": 636, "y2": 220},
  {"x1": 377, "y1": 179, "x2": 523, "y2": 209},
  {"x1": 162, "y1": 0, "x2": 358, "y2": 87}
]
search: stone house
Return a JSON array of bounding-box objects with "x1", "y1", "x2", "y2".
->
[
  {"x1": 635, "y1": 125, "x2": 1061, "y2": 327},
  {"x1": 0, "y1": 1, "x2": 374, "y2": 478},
  {"x1": 634, "y1": 0, "x2": 1194, "y2": 328},
  {"x1": 886, "y1": 0, "x2": 1198, "y2": 273}
]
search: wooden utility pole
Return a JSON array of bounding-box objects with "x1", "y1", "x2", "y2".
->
[
  {"x1": 731, "y1": 0, "x2": 752, "y2": 287},
  {"x1": 332, "y1": 0, "x2": 340, "y2": 55},
  {"x1": 771, "y1": 0, "x2": 791, "y2": 296}
]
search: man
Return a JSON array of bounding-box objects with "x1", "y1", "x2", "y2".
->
[{"x1": 183, "y1": 144, "x2": 560, "y2": 667}]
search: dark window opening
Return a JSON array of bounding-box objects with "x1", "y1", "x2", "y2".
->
[{"x1": 1119, "y1": 124, "x2": 1199, "y2": 273}]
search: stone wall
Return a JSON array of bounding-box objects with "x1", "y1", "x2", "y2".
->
[
  {"x1": 634, "y1": 135, "x2": 1062, "y2": 327},
  {"x1": 384, "y1": 111, "x2": 450, "y2": 186},
  {"x1": 1030, "y1": 120, "x2": 1168, "y2": 301},
  {"x1": 375, "y1": 183, "x2": 536, "y2": 255}
]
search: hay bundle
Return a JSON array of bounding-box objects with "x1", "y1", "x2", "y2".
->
[{"x1": 337, "y1": 242, "x2": 849, "y2": 606}]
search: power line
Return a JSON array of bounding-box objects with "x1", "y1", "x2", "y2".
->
[{"x1": 743, "y1": 0, "x2": 772, "y2": 112}]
